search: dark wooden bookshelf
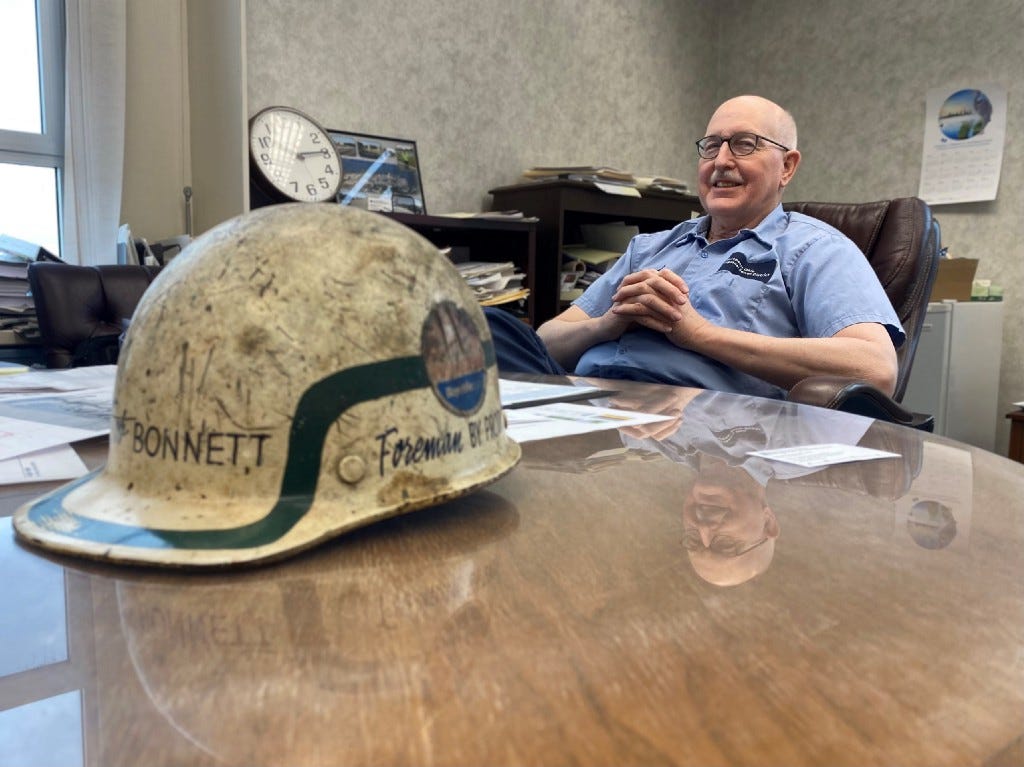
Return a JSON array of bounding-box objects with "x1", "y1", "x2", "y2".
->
[
  {"x1": 386, "y1": 212, "x2": 538, "y2": 325},
  {"x1": 489, "y1": 180, "x2": 702, "y2": 324}
]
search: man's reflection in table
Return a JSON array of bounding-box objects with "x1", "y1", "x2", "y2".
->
[
  {"x1": 582, "y1": 387, "x2": 920, "y2": 587},
  {"x1": 617, "y1": 390, "x2": 873, "y2": 586}
]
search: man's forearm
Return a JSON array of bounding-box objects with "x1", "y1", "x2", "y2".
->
[
  {"x1": 537, "y1": 315, "x2": 620, "y2": 372},
  {"x1": 683, "y1": 323, "x2": 898, "y2": 395}
]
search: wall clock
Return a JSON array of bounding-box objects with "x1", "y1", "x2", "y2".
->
[{"x1": 249, "y1": 106, "x2": 342, "y2": 203}]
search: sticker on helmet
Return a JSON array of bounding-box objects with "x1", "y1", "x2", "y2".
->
[{"x1": 421, "y1": 301, "x2": 487, "y2": 415}]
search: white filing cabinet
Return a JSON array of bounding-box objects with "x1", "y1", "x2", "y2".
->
[{"x1": 901, "y1": 300, "x2": 1004, "y2": 450}]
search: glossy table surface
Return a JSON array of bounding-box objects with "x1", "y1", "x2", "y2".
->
[{"x1": 2, "y1": 379, "x2": 1023, "y2": 766}]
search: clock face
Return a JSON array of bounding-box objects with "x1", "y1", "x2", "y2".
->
[{"x1": 249, "y1": 107, "x2": 342, "y2": 202}]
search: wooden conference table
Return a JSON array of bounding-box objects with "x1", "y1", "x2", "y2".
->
[{"x1": 2, "y1": 377, "x2": 1023, "y2": 767}]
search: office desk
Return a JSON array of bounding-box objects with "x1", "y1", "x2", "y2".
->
[{"x1": 2, "y1": 381, "x2": 1023, "y2": 766}]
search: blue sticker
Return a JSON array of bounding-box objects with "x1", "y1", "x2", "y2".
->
[{"x1": 421, "y1": 301, "x2": 487, "y2": 415}]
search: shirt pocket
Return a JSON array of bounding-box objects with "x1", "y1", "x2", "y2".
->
[{"x1": 690, "y1": 251, "x2": 780, "y2": 332}]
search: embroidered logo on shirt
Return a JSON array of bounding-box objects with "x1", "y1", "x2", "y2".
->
[
  {"x1": 712, "y1": 424, "x2": 767, "y2": 448},
  {"x1": 717, "y1": 253, "x2": 777, "y2": 283}
]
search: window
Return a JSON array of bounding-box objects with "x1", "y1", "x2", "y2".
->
[{"x1": 0, "y1": 0, "x2": 64, "y2": 257}]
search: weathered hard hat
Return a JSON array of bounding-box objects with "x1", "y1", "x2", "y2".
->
[{"x1": 14, "y1": 203, "x2": 521, "y2": 567}]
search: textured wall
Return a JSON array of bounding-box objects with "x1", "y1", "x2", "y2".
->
[
  {"x1": 716, "y1": 0, "x2": 1023, "y2": 452},
  {"x1": 246, "y1": 0, "x2": 718, "y2": 213}
]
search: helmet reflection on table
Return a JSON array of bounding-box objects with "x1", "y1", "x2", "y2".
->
[{"x1": 14, "y1": 203, "x2": 520, "y2": 568}]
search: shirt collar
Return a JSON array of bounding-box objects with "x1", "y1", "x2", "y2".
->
[{"x1": 676, "y1": 204, "x2": 786, "y2": 248}]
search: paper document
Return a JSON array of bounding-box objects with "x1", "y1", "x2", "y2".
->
[
  {"x1": 0, "y1": 382, "x2": 113, "y2": 460},
  {"x1": 504, "y1": 402, "x2": 673, "y2": 443},
  {"x1": 0, "y1": 364, "x2": 117, "y2": 395},
  {"x1": 593, "y1": 181, "x2": 641, "y2": 197},
  {"x1": 0, "y1": 388, "x2": 114, "y2": 433},
  {"x1": 0, "y1": 415, "x2": 106, "y2": 462},
  {"x1": 499, "y1": 379, "x2": 608, "y2": 408},
  {"x1": 0, "y1": 444, "x2": 89, "y2": 485},
  {"x1": 748, "y1": 443, "x2": 900, "y2": 468}
]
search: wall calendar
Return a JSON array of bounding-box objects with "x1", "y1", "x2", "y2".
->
[{"x1": 918, "y1": 83, "x2": 1007, "y2": 205}]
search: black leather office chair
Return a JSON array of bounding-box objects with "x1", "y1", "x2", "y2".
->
[
  {"x1": 27, "y1": 263, "x2": 162, "y2": 368},
  {"x1": 783, "y1": 198, "x2": 941, "y2": 431}
]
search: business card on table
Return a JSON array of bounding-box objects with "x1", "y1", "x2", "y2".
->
[{"x1": 748, "y1": 443, "x2": 900, "y2": 468}]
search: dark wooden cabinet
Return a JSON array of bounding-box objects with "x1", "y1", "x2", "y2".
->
[
  {"x1": 489, "y1": 180, "x2": 702, "y2": 325},
  {"x1": 386, "y1": 212, "x2": 538, "y2": 325},
  {"x1": 1008, "y1": 410, "x2": 1024, "y2": 464}
]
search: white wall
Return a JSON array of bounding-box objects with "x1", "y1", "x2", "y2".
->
[
  {"x1": 186, "y1": 0, "x2": 247, "y2": 236},
  {"x1": 120, "y1": 0, "x2": 190, "y2": 242}
]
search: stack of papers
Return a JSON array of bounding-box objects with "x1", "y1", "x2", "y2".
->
[
  {"x1": 438, "y1": 210, "x2": 539, "y2": 222},
  {"x1": 635, "y1": 175, "x2": 690, "y2": 195},
  {"x1": 0, "y1": 260, "x2": 35, "y2": 320},
  {"x1": 0, "y1": 234, "x2": 60, "y2": 324},
  {"x1": 523, "y1": 165, "x2": 636, "y2": 183},
  {"x1": 522, "y1": 166, "x2": 641, "y2": 197},
  {"x1": 0, "y1": 365, "x2": 116, "y2": 484},
  {"x1": 454, "y1": 260, "x2": 530, "y2": 307}
]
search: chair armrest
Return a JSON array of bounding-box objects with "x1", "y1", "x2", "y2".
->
[{"x1": 787, "y1": 375, "x2": 935, "y2": 432}]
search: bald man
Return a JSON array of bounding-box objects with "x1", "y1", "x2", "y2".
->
[{"x1": 488, "y1": 95, "x2": 903, "y2": 400}]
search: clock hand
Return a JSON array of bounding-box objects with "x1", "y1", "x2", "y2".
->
[{"x1": 296, "y1": 149, "x2": 327, "y2": 159}]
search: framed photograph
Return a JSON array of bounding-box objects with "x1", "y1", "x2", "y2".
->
[{"x1": 326, "y1": 130, "x2": 426, "y2": 214}]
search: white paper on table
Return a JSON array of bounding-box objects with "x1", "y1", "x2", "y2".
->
[
  {"x1": 0, "y1": 388, "x2": 114, "y2": 432},
  {"x1": 748, "y1": 443, "x2": 901, "y2": 469},
  {"x1": 504, "y1": 402, "x2": 673, "y2": 443},
  {"x1": 499, "y1": 379, "x2": 606, "y2": 408},
  {"x1": 0, "y1": 443, "x2": 89, "y2": 484},
  {"x1": 0, "y1": 364, "x2": 117, "y2": 395},
  {"x1": 0, "y1": 415, "x2": 105, "y2": 462}
]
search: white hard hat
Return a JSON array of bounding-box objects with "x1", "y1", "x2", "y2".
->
[{"x1": 15, "y1": 203, "x2": 520, "y2": 567}]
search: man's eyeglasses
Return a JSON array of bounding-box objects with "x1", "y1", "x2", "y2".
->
[
  {"x1": 695, "y1": 132, "x2": 790, "y2": 160},
  {"x1": 682, "y1": 529, "x2": 770, "y2": 558}
]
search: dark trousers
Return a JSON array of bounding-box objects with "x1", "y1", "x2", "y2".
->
[{"x1": 484, "y1": 307, "x2": 568, "y2": 376}]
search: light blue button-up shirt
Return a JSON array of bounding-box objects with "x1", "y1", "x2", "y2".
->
[{"x1": 573, "y1": 205, "x2": 904, "y2": 399}]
